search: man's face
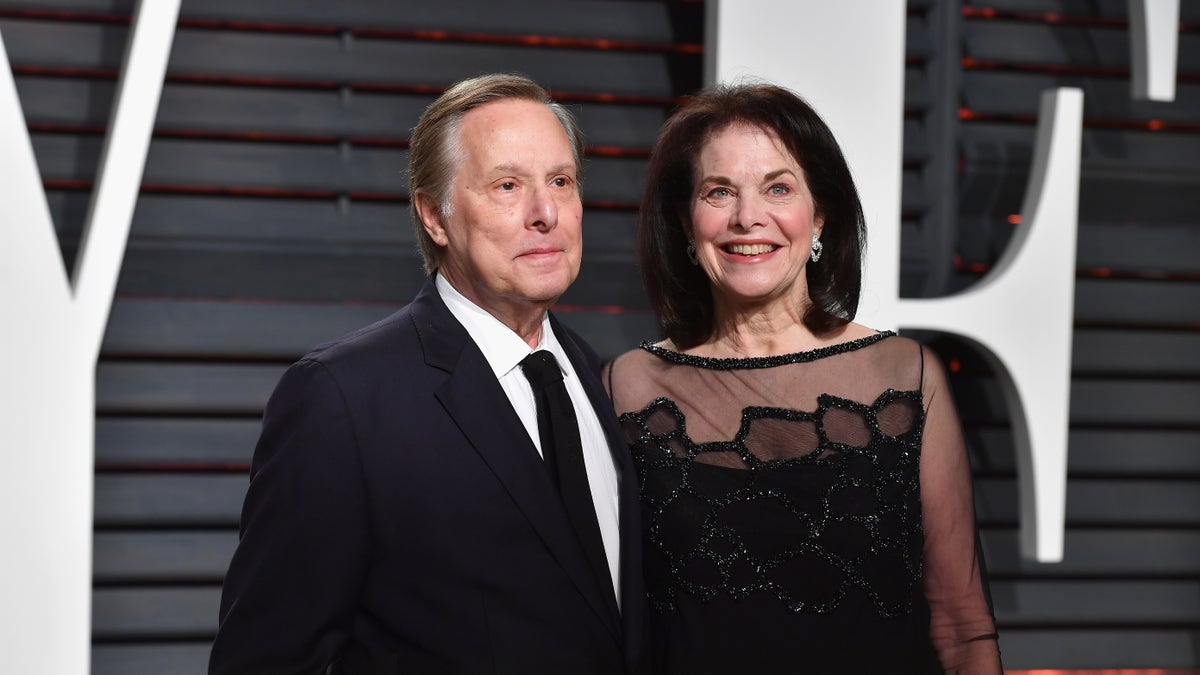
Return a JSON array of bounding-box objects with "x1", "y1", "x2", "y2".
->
[{"x1": 425, "y1": 98, "x2": 583, "y2": 328}]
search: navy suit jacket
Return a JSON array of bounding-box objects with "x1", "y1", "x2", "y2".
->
[{"x1": 210, "y1": 278, "x2": 645, "y2": 674}]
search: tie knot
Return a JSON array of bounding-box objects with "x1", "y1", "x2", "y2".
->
[{"x1": 520, "y1": 350, "x2": 564, "y2": 389}]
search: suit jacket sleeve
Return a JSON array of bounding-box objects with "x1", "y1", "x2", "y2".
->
[{"x1": 209, "y1": 358, "x2": 371, "y2": 675}]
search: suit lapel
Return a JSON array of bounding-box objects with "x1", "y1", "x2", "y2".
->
[
  {"x1": 553, "y1": 316, "x2": 645, "y2": 664},
  {"x1": 552, "y1": 316, "x2": 628, "y2": 475},
  {"x1": 551, "y1": 317, "x2": 628, "y2": 624},
  {"x1": 410, "y1": 280, "x2": 622, "y2": 642}
]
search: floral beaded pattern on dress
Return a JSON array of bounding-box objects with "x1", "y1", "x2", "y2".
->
[{"x1": 620, "y1": 333, "x2": 928, "y2": 620}]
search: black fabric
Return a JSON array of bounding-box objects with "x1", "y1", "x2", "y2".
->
[
  {"x1": 209, "y1": 279, "x2": 643, "y2": 675},
  {"x1": 606, "y1": 334, "x2": 1001, "y2": 674},
  {"x1": 521, "y1": 350, "x2": 615, "y2": 606}
]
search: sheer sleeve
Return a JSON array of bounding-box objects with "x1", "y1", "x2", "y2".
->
[{"x1": 918, "y1": 345, "x2": 1003, "y2": 674}]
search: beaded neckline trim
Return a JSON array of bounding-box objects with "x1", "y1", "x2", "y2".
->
[{"x1": 639, "y1": 330, "x2": 897, "y2": 370}]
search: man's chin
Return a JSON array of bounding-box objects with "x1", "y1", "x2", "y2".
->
[
  {"x1": 520, "y1": 269, "x2": 578, "y2": 302},
  {"x1": 526, "y1": 287, "x2": 570, "y2": 307}
]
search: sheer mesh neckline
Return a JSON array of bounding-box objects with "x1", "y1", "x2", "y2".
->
[{"x1": 639, "y1": 330, "x2": 897, "y2": 371}]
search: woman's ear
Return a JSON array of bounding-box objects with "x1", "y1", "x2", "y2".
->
[{"x1": 413, "y1": 191, "x2": 449, "y2": 246}]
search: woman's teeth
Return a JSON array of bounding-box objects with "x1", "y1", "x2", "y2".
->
[{"x1": 725, "y1": 243, "x2": 777, "y2": 256}]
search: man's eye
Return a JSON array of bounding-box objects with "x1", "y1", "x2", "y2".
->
[
  {"x1": 499, "y1": 182, "x2": 516, "y2": 191},
  {"x1": 552, "y1": 177, "x2": 570, "y2": 187}
]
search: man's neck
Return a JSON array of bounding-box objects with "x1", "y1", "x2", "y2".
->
[{"x1": 435, "y1": 272, "x2": 549, "y2": 348}]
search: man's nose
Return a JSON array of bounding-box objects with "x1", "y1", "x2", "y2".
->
[{"x1": 528, "y1": 184, "x2": 558, "y2": 230}]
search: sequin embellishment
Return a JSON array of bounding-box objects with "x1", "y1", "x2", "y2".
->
[
  {"x1": 640, "y1": 331, "x2": 897, "y2": 370},
  {"x1": 621, "y1": 334, "x2": 926, "y2": 620}
]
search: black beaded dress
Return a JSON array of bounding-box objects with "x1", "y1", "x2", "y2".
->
[{"x1": 606, "y1": 332, "x2": 999, "y2": 674}]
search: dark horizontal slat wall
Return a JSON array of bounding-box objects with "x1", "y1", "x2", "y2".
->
[
  {"x1": 1, "y1": 1, "x2": 697, "y2": 672},
  {"x1": 2, "y1": 0, "x2": 1197, "y2": 671},
  {"x1": 940, "y1": 0, "x2": 1200, "y2": 669},
  {"x1": 2, "y1": 1, "x2": 694, "y2": 304}
]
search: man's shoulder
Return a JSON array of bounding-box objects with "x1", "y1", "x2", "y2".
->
[{"x1": 301, "y1": 304, "x2": 420, "y2": 370}]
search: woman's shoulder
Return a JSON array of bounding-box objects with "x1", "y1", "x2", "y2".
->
[
  {"x1": 816, "y1": 322, "x2": 919, "y2": 361},
  {"x1": 835, "y1": 321, "x2": 913, "y2": 349},
  {"x1": 607, "y1": 341, "x2": 671, "y2": 378},
  {"x1": 831, "y1": 323, "x2": 931, "y2": 388},
  {"x1": 602, "y1": 341, "x2": 686, "y2": 409}
]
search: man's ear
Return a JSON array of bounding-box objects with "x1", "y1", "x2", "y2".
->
[{"x1": 414, "y1": 191, "x2": 449, "y2": 246}]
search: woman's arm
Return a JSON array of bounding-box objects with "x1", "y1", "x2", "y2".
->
[{"x1": 918, "y1": 345, "x2": 1003, "y2": 674}]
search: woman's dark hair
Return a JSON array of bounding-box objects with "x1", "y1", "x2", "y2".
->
[{"x1": 637, "y1": 83, "x2": 866, "y2": 349}]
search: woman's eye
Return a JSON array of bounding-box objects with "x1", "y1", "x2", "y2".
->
[
  {"x1": 706, "y1": 187, "x2": 732, "y2": 199},
  {"x1": 768, "y1": 183, "x2": 790, "y2": 196}
]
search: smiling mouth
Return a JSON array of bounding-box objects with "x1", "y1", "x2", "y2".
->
[{"x1": 723, "y1": 243, "x2": 779, "y2": 256}]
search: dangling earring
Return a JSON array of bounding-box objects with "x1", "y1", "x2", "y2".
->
[
  {"x1": 686, "y1": 238, "x2": 699, "y2": 265},
  {"x1": 810, "y1": 233, "x2": 823, "y2": 263}
]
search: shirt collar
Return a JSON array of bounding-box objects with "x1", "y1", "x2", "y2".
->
[{"x1": 436, "y1": 272, "x2": 565, "y2": 380}]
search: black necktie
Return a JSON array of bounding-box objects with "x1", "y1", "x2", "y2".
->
[{"x1": 519, "y1": 350, "x2": 614, "y2": 597}]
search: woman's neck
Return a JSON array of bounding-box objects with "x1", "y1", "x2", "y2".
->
[
  {"x1": 696, "y1": 295, "x2": 820, "y2": 358},
  {"x1": 682, "y1": 293, "x2": 870, "y2": 359}
]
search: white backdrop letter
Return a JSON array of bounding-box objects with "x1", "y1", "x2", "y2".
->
[
  {"x1": 707, "y1": 1, "x2": 1081, "y2": 562},
  {"x1": 1129, "y1": 0, "x2": 1180, "y2": 101},
  {"x1": 0, "y1": 1, "x2": 179, "y2": 672}
]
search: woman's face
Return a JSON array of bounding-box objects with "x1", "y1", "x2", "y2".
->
[{"x1": 688, "y1": 122, "x2": 823, "y2": 313}]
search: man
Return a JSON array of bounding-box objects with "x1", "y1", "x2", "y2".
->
[{"x1": 209, "y1": 74, "x2": 644, "y2": 674}]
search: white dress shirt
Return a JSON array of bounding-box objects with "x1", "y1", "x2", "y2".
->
[{"x1": 436, "y1": 274, "x2": 622, "y2": 605}]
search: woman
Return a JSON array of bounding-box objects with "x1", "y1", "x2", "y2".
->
[{"x1": 606, "y1": 84, "x2": 1002, "y2": 673}]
